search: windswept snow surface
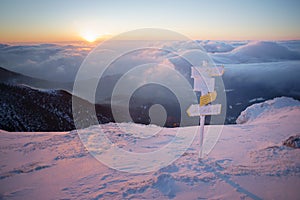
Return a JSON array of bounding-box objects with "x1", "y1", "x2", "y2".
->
[{"x1": 1, "y1": 99, "x2": 300, "y2": 199}]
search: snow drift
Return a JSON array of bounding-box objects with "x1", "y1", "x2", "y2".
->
[
  {"x1": 1, "y1": 98, "x2": 300, "y2": 199},
  {"x1": 236, "y1": 97, "x2": 300, "y2": 124}
]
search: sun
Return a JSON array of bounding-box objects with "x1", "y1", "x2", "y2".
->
[{"x1": 81, "y1": 31, "x2": 99, "y2": 43}]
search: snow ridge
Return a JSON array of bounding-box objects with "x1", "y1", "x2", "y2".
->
[{"x1": 236, "y1": 97, "x2": 300, "y2": 124}]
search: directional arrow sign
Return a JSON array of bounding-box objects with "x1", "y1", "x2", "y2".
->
[
  {"x1": 200, "y1": 91, "x2": 217, "y2": 106},
  {"x1": 193, "y1": 77, "x2": 215, "y2": 93},
  {"x1": 186, "y1": 104, "x2": 222, "y2": 117},
  {"x1": 191, "y1": 66, "x2": 224, "y2": 78}
]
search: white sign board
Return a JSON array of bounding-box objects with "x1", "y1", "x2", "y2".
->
[
  {"x1": 191, "y1": 66, "x2": 224, "y2": 78},
  {"x1": 193, "y1": 77, "x2": 215, "y2": 93},
  {"x1": 186, "y1": 104, "x2": 222, "y2": 117}
]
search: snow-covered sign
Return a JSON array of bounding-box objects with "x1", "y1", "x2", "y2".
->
[
  {"x1": 187, "y1": 63, "x2": 224, "y2": 159},
  {"x1": 186, "y1": 104, "x2": 221, "y2": 117},
  {"x1": 193, "y1": 77, "x2": 215, "y2": 93},
  {"x1": 191, "y1": 66, "x2": 224, "y2": 77}
]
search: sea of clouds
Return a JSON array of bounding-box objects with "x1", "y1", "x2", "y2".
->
[{"x1": 0, "y1": 40, "x2": 300, "y2": 83}]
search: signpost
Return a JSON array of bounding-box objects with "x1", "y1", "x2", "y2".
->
[
  {"x1": 187, "y1": 104, "x2": 221, "y2": 117},
  {"x1": 187, "y1": 63, "x2": 224, "y2": 159}
]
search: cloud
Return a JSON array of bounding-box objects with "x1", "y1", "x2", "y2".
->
[
  {"x1": 0, "y1": 40, "x2": 210, "y2": 83},
  {"x1": 0, "y1": 43, "x2": 92, "y2": 82},
  {"x1": 56, "y1": 66, "x2": 66, "y2": 74},
  {"x1": 199, "y1": 40, "x2": 234, "y2": 53},
  {"x1": 1, "y1": 40, "x2": 299, "y2": 84},
  {"x1": 212, "y1": 41, "x2": 300, "y2": 64}
]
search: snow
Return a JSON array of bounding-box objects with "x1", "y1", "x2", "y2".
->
[
  {"x1": 1, "y1": 98, "x2": 300, "y2": 199},
  {"x1": 236, "y1": 97, "x2": 300, "y2": 124},
  {"x1": 17, "y1": 84, "x2": 59, "y2": 95}
]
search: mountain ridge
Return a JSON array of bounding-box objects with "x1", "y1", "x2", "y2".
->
[{"x1": 0, "y1": 83, "x2": 113, "y2": 131}]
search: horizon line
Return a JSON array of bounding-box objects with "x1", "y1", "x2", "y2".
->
[{"x1": 1, "y1": 38, "x2": 300, "y2": 45}]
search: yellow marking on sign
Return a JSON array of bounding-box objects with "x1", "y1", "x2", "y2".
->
[{"x1": 200, "y1": 91, "x2": 217, "y2": 106}]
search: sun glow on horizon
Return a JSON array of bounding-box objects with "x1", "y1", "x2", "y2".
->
[
  {"x1": 1, "y1": 1, "x2": 299, "y2": 43},
  {"x1": 80, "y1": 31, "x2": 99, "y2": 43}
]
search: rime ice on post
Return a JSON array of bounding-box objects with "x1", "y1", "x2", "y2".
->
[{"x1": 186, "y1": 61, "x2": 224, "y2": 159}]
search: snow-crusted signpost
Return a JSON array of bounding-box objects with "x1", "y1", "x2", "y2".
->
[{"x1": 186, "y1": 61, "x2": 224, "y2": 159}]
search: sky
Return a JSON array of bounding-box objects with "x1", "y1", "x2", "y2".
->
[{"x1": 0, "y1": 0, "x2": 300, "y2": 42}]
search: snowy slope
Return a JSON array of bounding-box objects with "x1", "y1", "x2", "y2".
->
[
  {"x1": 236, "y1": 97, "x2": 300, "y2": 124},
  {"x1": 1, "y1": 99, "x2": 300, "y2": 199},
  {"x1": 0, "y1": 83, "x2": 113, "y2": 131}
]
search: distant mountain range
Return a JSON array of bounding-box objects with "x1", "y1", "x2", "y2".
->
[
  {"x1": 0, "y1": 67, "x2": 184, "y2": 131},
  {"x1": 1, "y1": 63, "x2": 300, "y2": 131},
  {"x1": 0, "y1": 67, "x2": 73, "y2": 91},
  {"x1": 0, "y1": 67, "x2": 183, "y2": 131}
]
